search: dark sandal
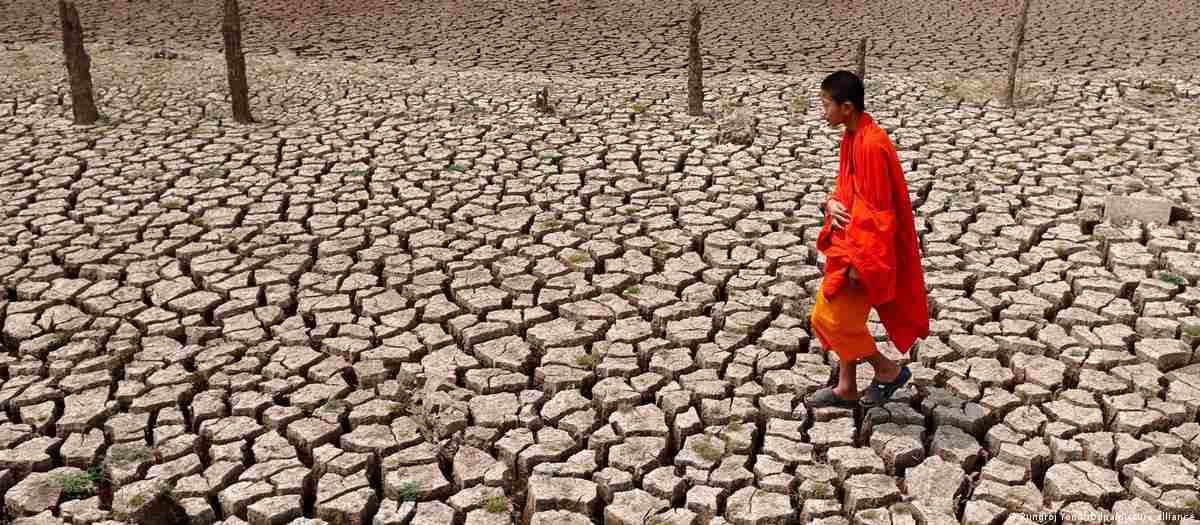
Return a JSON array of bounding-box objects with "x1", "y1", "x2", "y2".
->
[
  {"x1": 862, "y1": 365, "x2": 912, "y2": 405},
  {"x1": 825, "y1": 362, "x2": 839, "y2": 388},
  {"x1": 807, "y1": 387, "x2": 859, "y2": 409}
]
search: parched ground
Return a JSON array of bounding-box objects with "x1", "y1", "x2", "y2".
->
[
  {"x1": 2, "y1": 2, "x2": 1200, "y2": 525},
  {"x1": 2, "y1": 0, "x2": 1200, "y2": 77}
]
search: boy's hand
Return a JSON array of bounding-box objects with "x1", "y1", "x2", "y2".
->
[
  {"x1": 847, "y1": 266, "x2": 860, "y2": 281},
  {"x1": 826, "y1": 199, "x2": 851, "y2": 229}
]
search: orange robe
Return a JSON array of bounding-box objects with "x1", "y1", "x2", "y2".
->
[
  {"x1": 810, "y1": 279, "x2": 877, "y2": 361},
  {"x1": 812, "y1": 112, "x2": 929, "y2": 359}
]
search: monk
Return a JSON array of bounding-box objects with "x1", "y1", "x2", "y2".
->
[{"x1": 806, "y1": 71, "x2": 930, "y2": 408}]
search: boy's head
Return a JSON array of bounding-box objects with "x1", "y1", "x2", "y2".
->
[{"x1": 820, "y1": 71, "x2": 865, "y2": 127}]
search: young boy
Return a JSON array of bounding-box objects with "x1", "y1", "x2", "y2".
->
[{"x1": 806, "y1": 71, "x2": 929, "y2": 408}]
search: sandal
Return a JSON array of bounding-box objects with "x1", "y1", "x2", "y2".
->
[
  {"x1": 807, "y1": 387, "x2": 859, "y2": 409},
  {"x1": 825, "y1": 362, "x2": 839, "y2": 388},
  {"x1": 862, "y1": 365, "x2": 912, "y2": 406}
]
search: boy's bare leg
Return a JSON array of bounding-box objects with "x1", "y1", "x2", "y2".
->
[
  {"x1": 863, "y1": 351, "x2": 901, "y2": 383},
  {"x1": 833, "y1": 358, "x2": 859, "y2": 399}
]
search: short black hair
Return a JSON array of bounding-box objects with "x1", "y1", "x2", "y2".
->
[{"x1": 821, "y1": 71, "x2": 865, "y2": 112}]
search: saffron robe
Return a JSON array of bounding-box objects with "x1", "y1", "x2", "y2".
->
[
  {"x1": 815, "y1": 112, "x2": 930, "y2": 354},
  {"x1": 810, "y1": 280, "x2": 878, "y2": 361}
]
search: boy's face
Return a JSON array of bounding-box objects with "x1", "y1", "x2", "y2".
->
[{"x1": 820, "y1": 90, "x2": 853, "y2": 127}]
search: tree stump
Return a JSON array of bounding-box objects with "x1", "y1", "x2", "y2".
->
[
  {"x1": 856, "y1": 37, "x2": 868, "y2": 81},
  {"x1": 687, "y1": 3, "x2": 704, "y2": 117},
  {"x1": 1005, "y1": 0, "x2": 1033, "y2": 107},
  {"x1": 222, "y1": 0, "x2": 254, "y2": 123},
  {"x1": 58, "y1": 0, "x2": 99, "y2": 125}
]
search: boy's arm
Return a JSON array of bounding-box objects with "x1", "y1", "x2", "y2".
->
[{"x1": 839, "y1": 141, "x2": 900, "y2": 305}]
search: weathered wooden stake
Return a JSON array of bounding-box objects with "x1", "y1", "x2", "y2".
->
[
  {"x1": 687, "y1": 3, "x2": 704, "y2": 117},
  {"x1": 535, "y1": 86, "x2": 553, "y2": 114},
  {"x1": 58, "y1": 0, "x2": 99, "y2": 125},
  {"x1": 222, "y1": 0, "x2": 254, "y2": 123},
  {"x1": 856, "y1": 37, "x2": 868, "y2": 81},
  {"x1": 1005, "y1": 0, "x2": 1032, "y2": 107}
]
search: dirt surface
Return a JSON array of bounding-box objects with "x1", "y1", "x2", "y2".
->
[
  {"x1": 2, "y1": 2, "x2": 1200, "y2": 525},
  {"x1": 2, "y1": 0, "x2": 1199, "y2": 77}
]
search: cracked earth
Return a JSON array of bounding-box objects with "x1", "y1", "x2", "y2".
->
[
  {"x1": 2, "y1": 1, "x2": 1200, "y2": 525},
  {"x1": 3, "y1": 0, "x2": 1200, "y2": 77}
]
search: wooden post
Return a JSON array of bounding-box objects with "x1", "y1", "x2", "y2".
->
[
  {"x1": 1005, "y1": 0, "x2": 1032, "y2": 107},
  {"x1": 687, "y1": 3, "x2": 704, "y2": 117},
  {"x1": 535, "y1": 86, "x2": 552, "y2": 114},
  {"x1": 58, "y1": 0, "x2": 99, "y2": 125},
  {"x1": 856, "y1": 37, "x2": 867, "y2": 81},
  {"x1": 222, "y1": 0, "x2": 254, "y2": 123}
]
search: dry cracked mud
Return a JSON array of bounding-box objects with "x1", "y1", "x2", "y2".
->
[
  {"x1": 2, "y1": 0, "x2": 1200, "y2": 78},
  {"x1": 3, "y1": 2, "x2": 1200, "y2": 525}
]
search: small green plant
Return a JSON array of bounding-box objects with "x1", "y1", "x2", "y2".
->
[
  {"x1": 1183, "y1": 324, "x2": 1200, "y2": 338},
  {"x1": 1183, "y1": 497, "x2": 1200, "y2": 520},
  {"x1": 623, "y1": 286, "x2": 640, "y2": 296},
  {"x1": 395, "y1": 480, "x2": 422, "y2": 502},
  {"x1": 574, "y1": 354, "x2": 597, "y2": 368},
  {"x1": 565, "y1": 253, "x2": 590, "y2": 265},
  {"x1": 691, "y1": 437, "x2": 723, "y2": 462},
  {"x1": 105, "y1": 444, "x2": 154, "y2": 466},
  {"x1": 49, "y1": 470, "x2": 98, "y2": 496},
  {"x1": 789, "y1": 96, "x2": 808, "y2": 114},
  {"x1": 726, "y1": 418, "x2": 743, "y2": 432},
  {"x1": 540, "y1": 219, "x2": 563, "y2": 229},
  {"x1": 809, "y1": 481, "x2": 833, "y2": 498},
  {"x1": 320, "y1": 399, "x2": 347, "y2": 413},
  {"x1": 484, "y1": 495, "x2": 509, "y2": 513},
  {"x1": 630, "y1": 102, "x2": 647, "y2": 114},
  {"x1": 1185, "y1": 496, "x2": 1200, "y2": 511},
  {"x1": 1158, "y1": 272, "x2": 1187, "y2": 286},
  {"x1": 447, "y1": 164, "x2": 467, "y2": 173},
  {"x1": 461, "y1": 99, "x2": 483, "y2": 113},
  {"x1": 542, "y1": 152, "x2": 561, "y2": 163},
  {"x1": 96, "y1": 113, "x2": 111, "y2": 126},
  {"x1": 350, "y1": 169, "x2": 368, "y2": 178}
]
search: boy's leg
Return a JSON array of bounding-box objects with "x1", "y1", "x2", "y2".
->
[
  {"x1": 862, "y1": 351, "x2": 901, "y2": 383},
  {"x1": 834, "y1": 357, "x2": 858, "y2": 399},
  {"x1": 809, "y1": 282, "x2": 876, "y2": 401},
  {"x1": 861, "y1": 345, "x2": 913, "y2": 405}
]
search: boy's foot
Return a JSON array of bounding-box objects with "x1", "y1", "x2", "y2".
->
[
  {"x1": 825, "y1": 362, "x2": 839, "y2": 388},
  {"x1": 807, "y1": 387, "x2": 859, "y2": 409},
  {"x1": 862, "y1": 365, "x2": 912, "y2": 405},
  {"x1": 872, "y1": 359, "x2": 902, "y2": 383}
]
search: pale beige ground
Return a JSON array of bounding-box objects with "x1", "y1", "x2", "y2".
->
[
  {"x1": 2, "y1": 0, "x2": 1199, "y2": 77},
  {"x1": 2, "y1": 4, "x2": 1200, "y2": 525}
]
